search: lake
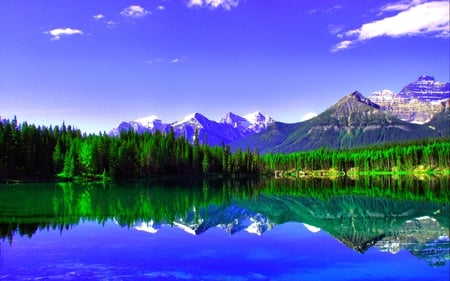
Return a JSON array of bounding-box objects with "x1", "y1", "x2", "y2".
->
[{"x1": 0, "y1": 177, "x2": 449, "y2": 280}]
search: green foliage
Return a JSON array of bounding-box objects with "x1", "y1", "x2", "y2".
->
[
  {"x1": 0, "y1": 118, "x2": 263, "y2": 181},
  {"x1": 261, "y1": 138, "x2": 450, "y2": 174},
  {"x1": 0, "y1": 117, "x2": 448, "y2": 181}
]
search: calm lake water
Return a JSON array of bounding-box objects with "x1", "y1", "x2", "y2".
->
[{"x1": 0, "y1": 177, "x2": 449, "y2": 281}]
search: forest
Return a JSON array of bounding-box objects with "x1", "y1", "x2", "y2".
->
[
  {"x1": 0, "y1": 117, "x2": 449, "y2": 181},
  {"x1": 262, "y1": 138, "x2": 450, "y2": 174},
  {"x1": 0, "y1": 117, "x2": 263, "y2": 180}
]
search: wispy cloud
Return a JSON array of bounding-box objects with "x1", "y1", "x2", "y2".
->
[
  {"x1": 46, "y1": 28, "x2": 83, "y2": 41},
  {"x1": 93, "y1": 14, "x2": 104, "y2": 20},
  {"x1": 120, "y1": 5, "x2": 151, "y2": 18},
  {"x1": 328, "y1": 24, "x2": 344, "y2": 35},
  {"x1": 187, "y1": 0, "x2": 240, "y2": 10},
  {"x1": 146, "y1": 57, "x2": 186, "y2": 64},
  {"x1": 331, "y1": 1, "x2": 449, "y2": 52},
  {"x1": 330, "y1": 40, "x2": 353, "y2": 53}
]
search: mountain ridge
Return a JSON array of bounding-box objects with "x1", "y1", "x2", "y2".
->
[
  {"x1": 110, "y1": 111, "x2": 276, "y2": 146},
  {"x1": 231, "y1": 88, "x2": 447, "y2": 153},
  {"x1": 110, "y1": 75, "x2": 449, "y2": 152}
]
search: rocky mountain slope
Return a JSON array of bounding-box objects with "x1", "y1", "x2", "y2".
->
[
  {"x1": 231, "y1": 91, "x2": 445, "y2": 153},
  {"x1": 368, "y1": 76, "x2": 449, "y2": 124}
]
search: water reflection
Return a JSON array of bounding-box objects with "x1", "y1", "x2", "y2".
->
[{"x1": 0, "y1": 176, "x2": 449, "y2": 268}]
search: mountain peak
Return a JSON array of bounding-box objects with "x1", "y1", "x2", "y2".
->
[
  {"x1": 173, "y1": 113, "x2": 209, "y2": 126},
  {"x1": 243, "y1": 111, "x2": 274, "y2": 133},
  {"x1": 338, "y1": 91, "x2": 381, "y2": 109},
  {"x1": 135, "y1": 115, "x2": 161, "y2": 126},
  {"x1": 244, "y1": 111, "x2": 263, "y2": 122},
  {"x1": 220, "y1": 112, "x2": 250, "y2": 128},
  {"x1": 417, "y1": 75, "x2": 435, "y2": 82},
  {"x1": 347, "y1": 91, "x2": 364, "y2": 99}
]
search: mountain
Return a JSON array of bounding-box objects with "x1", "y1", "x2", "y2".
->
[
  {"x1": 110, "y1": 75, "x2": 448, "y2": 152},
  {"x1": 231, "y1": 91, "x2": 444, "y2": 153},
  {"x1": 110, "y1": 111, "x2": 275, "y2": 146},
  {"x1": 368, "y1": 76, "x2": 450, "y2": 124},
  {"x1": 109, "y1": 115, "x2": 169, "y2": 136}
]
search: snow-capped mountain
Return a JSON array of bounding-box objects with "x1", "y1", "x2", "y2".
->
[
  {"x1": 368, "y1": 76, "x2": 450, "y2": 124},
  {"x1": 109, "y1": 115, "x2": 169, "y2": 136},
  {"x1": 110, "y1": 111, "x2": 275, "y2": 146},
  {"x1": 131, "y1": 204, "x2": 275, "y2": 236}
]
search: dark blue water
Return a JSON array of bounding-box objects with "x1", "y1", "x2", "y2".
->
[{"x1": 1, "y1": 221, "x2": 448, "y2": 281}]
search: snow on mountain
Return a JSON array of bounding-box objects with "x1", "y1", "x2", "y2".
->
[
  {"x1": 220, "y1": 112, "x2": 252, "y2": 130},
  {"x1": 368, "y1": 90, "x2": 395, "y2": 105},
  {"x1": 397, "y1": 75, "x2": 449, "y2": 102},
  {"x1": 171, "y1": 205, "x2": 275, "y2": 236},
  {"x1": 243, "y1": 111, "x2": 275, "y2": 133},
  {"x1": 368, "y1": 76, "x2": 450, "y2": 124},
  {"x1": 129, "y1": 204, "x2": 275, "y2": 237},
  {"x1": 110, "y1": 111, "x2": 275, "y2": 146},
  {"x1": 135, "y1": 115, "x2": 166, "y2": 131},
  {"x1": 109, "y1": 121, "x2": 149, "y2": 136},
  {"x1": 303, "y1": 223, "x2": 321, "y2": 233},
  {"x1": 300, "y1": 112, "x2": 318, "y2": 122},
  {"x1": 134, "y1": 220, "x2": 162, "y2": 234}
]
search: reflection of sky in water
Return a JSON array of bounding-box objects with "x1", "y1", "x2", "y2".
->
[{"x1": 1, "y1": 221, "x2": 448, "y2": 281}]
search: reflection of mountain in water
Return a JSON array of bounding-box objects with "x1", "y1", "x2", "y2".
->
[
  {"x1": 237, "y1": 194, "x2": 449, "y2": 266},
  {"x1": 376, "y1": 216, "x2": 450, "y2": 267},
  {"x1": 0, "y1": 178, "x2": 448, "y2": 266},
  {"x1": 131, "y1": 193, "x2": 449, "y2": 266},
  {"x1": 133, "y1": 205, "x2": 274, "y2": 236}
]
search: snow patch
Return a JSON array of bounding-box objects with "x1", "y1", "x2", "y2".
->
[
  {"x1": 301, "y1": 112, "x2": 318, "y2": 121},
  {"x1": 303, "y1": 223, "x2": 321, "y2": 233}
]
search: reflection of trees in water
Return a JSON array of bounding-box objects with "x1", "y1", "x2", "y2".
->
[{"x1": 0, "y1": 177, "x2": 448, "y2": 258}]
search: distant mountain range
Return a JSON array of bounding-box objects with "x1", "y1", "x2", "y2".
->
[
  {"x1": 111, "y1": 76, "x2": 449, "y2": 152},
  {"x1": 110, "y1": 111, "x2": 274, "y2": 146}
]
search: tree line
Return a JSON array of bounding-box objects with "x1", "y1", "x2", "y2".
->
[
  {"x1": 0, "y1": 117, "x2": 263, "y2": 181},
  {"x1": 262, "y1": 138, "x2": 450, "y2": 173},
  {"x1": 1, "y1": 117, "x2": 449, "y2": 181}
]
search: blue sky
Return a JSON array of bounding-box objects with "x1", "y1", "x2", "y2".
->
[{"x1": 1, "y1": 0, "x2": 449, "y2": 133}]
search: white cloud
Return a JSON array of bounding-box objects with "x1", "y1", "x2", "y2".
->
[
  {"x1": 120, "y1": 5, "x2": 151, "y2": 18},
  {"x1": 157, "y1": 5, "x2": 165, "y2": 10},
  {"x1": 330, "y1": 40, "x2": 353, "y2": 53},
  {"x1": 46, "y1": 28, "x2": 83, "y2": 41},
  {"x1": 187, "y1": 0, "x2": 240, "y2": 10},
  {"x1": 93, "y1": 14, "x2": 104, "y2": 20},
  {"x1": 380, "y1": 0, "x2": 426, "y2": 12},
  {"x1": 332, "y1": 1, "x2": 449, "y2": 52}
]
